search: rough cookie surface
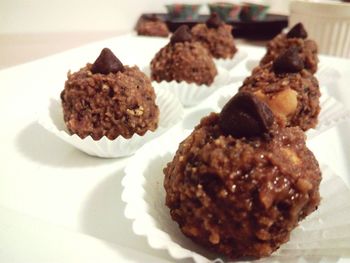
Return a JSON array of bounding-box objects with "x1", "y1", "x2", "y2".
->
[
  {"x1": 164, "y1": 113, "x2": 321, "y2": 259},
  {"x1": 150, "y1": 42, "x2": 217, "y2": 85},
  {"x1": 191, "y1": 23, "x2": 237, "y2": 59},
  {"x1": 61, "y1": 65, "x2": 159, "y2": 140},
  {"x1": 136, "y1": 19, "x2": 169, "y2": 37}
]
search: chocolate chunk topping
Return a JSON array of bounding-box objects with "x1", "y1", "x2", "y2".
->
[
  {"x1": 170, "y1": 25, "x2": 192, "y2": 44},
  {"x1": 287, "y1": 23, "x2": 308, "y2": 39},
  {"x1": 91, "y1": 48, "x2": 124, "y2": 75},
  {"x1": 206, "y1": 13, "x2": 224, "y2": 29},
  {"x1": 219, "y1": 92, "x2": 274, "y2": 138},
  {"x1": 273, "y1": 47, "x2": 304, "y2": 74}
]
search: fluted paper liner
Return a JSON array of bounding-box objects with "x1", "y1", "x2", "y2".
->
[
  {"x1": 144, "y1": 66, "x2": 237, "y2": 107},
  {"x1": 122, "y1": 131, "x2": 350, "y2": 263},
  {"x1": 38, "y1": 87, "x2": 184, "y2": 158},
  {"x1": 214, "y1": 50, "x2": 248, "y2": 71},
  {"x1": 217, "y1": 91, "x2": 350, "y2": 140}
]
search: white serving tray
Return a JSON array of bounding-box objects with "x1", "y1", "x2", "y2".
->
[{"x1": 0, "y1": 33, "x2": 349, "y2": 262}]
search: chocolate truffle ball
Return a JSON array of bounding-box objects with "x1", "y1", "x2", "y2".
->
[
  {"x1": 240, "y1": 48, "x2": 320, "y2": 131},
  {"x1": 164, "y1": 93, "x2": 321, "y2": 259},
  {"x1": 61, "y1": 48, "x2": 159, "y2": 140},
  {"x1": 191, "y1": 13, "x2": 237, "y2": 59},
  {"x1": 136, "y1": 15, "x2": 169, "y2": 37},
  {"x1": 150, "y1": 25, "x2": 217, "y2": 85},
  {"x1": 260, "y1": 23, "x2": 318, "y2": 74}
]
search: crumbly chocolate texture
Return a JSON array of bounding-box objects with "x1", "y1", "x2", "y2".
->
[
  {"x1": 239, "y1": 62, "x2": 320, "y2": 131},
  {"x1": 136, "y1": 18, "x2": 169, "y2": 37},
  {"x1": 260, "y1": 33, "x2": 318, "y2": 74},
  {"x1": 191, "y1": 23, "x2": 237, "y2": 59},
  {"x1": 151, "y1": 41, "x2": 217, "y2": 85},
  {"x1": 164, "y1": 113, "x2": 321, "y2": 259},
  {"x1": 61, "y1": 65, "x2": 159, "y2": 140}
]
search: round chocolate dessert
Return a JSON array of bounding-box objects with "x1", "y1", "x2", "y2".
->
[
  {"x1": 150, "y1": 25, "x2": 217, "y2": 85},
  {"x1": 240, "y1": 47, "x2": 320, "y2": 131},
  {"x1": 164, "y1": 92, "x2": 321, "y2": 259},
  {"x1": 260, "y1": 23, "x2": 318, "y2": 74},
  {"x1": 61, "y1": 48, "x2": 159, "y2": 140},
  {"x1": 191, "y1": 13, "x2": 237, "y2": 59},
  {"x1": 136, "y1": 15, "x2": 169, "y2": 37}
]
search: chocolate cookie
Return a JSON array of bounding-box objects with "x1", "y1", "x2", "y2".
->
[
  {"x1": 164, "y1": 93, "x2": 321, "y2": 259},
  {"x1": 191, "y1": 13, "x2": 237, "y2": 59},
  {"x1": 61, "y1": 48, "x2": 159, "y2": 140},
  {"x1": 260, "y1": 23, "x2": 318, "y2": 74},
  {"x1": 150, "y1": 25, "x2": 217, "y2": 85}
]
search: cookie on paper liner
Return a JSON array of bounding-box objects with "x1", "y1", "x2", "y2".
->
[
  {"x1": 217, "y1": 91, "x2": 350, "y2": 139},
  {"x1": 38, "y1": 86, "x2": 183, "y2": 158},
  {"x1": 122, "y1": 129, "x2": 350, "y2": 263},
  {"x1": 145, "y1": 66, "x2": 236, "y2": 107},
  {"x1": 213, "y1": 50, "x2": 248, "y2": 72}
]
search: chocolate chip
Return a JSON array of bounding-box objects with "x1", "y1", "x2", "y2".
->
[
  {"x1": 273, "y1": 47, "x2": 304, "y2": 74},
  {"x1": 170, "y1": 25, "x2": 192, "y2": 44},
  {"x1": 91, "y1": 48, "x2": 124, "y2": 75},
  {"x1": 219, "y1": 92, "x2": 274, "y2": 138},
  {"x1": 206, "y1": 13, "x2": 224, "y2": 29},
  {"x1": 286, "y1": 23, "x2": 308, "y2": 39}
]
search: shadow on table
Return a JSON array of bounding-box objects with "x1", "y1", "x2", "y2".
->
[
  {"x1": 15, "y1": 122, "x2": 113, "y2": 168},
  {"x1": 80, "y1": 168, "x2": 183, "y2": 262}
]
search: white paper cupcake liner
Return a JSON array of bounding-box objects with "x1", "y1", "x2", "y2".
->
[
  {"x1": 214, "y1": 50, "x2": 248, "y2": 72},
  {"x1": 38, "y1": 87, "x2": 184, "y2": 158},
  {"x1": 122, "y1": 131, "x2": 350, "y2": 263},
  {"x1": 245, "y1": 58, "x2": 260, "y2": 72},
  {"x1": 144, "y1": 66, "x2": 237, "y2": 107},
  {"x1": 316, "y1": 65, "x2": 341, "y2": 88},
  {"x1": 217, "y1": 91, "x2": 350, "y2": 140}
]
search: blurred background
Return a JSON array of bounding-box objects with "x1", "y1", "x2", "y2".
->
[
  {"x1": 0, "y1": 0, "x2": 290, "y2": 69},
  {"x1": 1, "y1": 0, "x2": 349, "y2": 69}
]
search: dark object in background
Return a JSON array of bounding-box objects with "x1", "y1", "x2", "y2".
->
[
  {"x1": 137, "y1": 13, "x2": 288, "y2": 40},
  {"x1": 239, "y1": 2, "x2": 270, "y2": 21},
  {"x1": 165, "y1": 4, "x2": 202, "y2": 20},
  {"x1": 208, "y1": 2, "x2": 242, "y2": 20}
]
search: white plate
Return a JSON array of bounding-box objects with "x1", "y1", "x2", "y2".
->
[
  {"x1": 144, "y1": 66, "x2": 237, "y2": 107},
  {"x1": 0, "y1": 34, "x2": 349, "y2": 263},
  {"x1": 214, "y1": 49, "x2": 248, "y2": 72}
]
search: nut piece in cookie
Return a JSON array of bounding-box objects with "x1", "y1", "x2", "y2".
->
[
  {"x1": 164, "y1": 92, "x2": 321, "y2": 259},
  {"x1": 240, "y1": 47, "x2": 320, "y2": 130}
]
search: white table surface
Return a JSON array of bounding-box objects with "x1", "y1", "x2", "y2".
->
[{"x1": 0, "y1": 33, "x2": 349, "y2": 262}]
